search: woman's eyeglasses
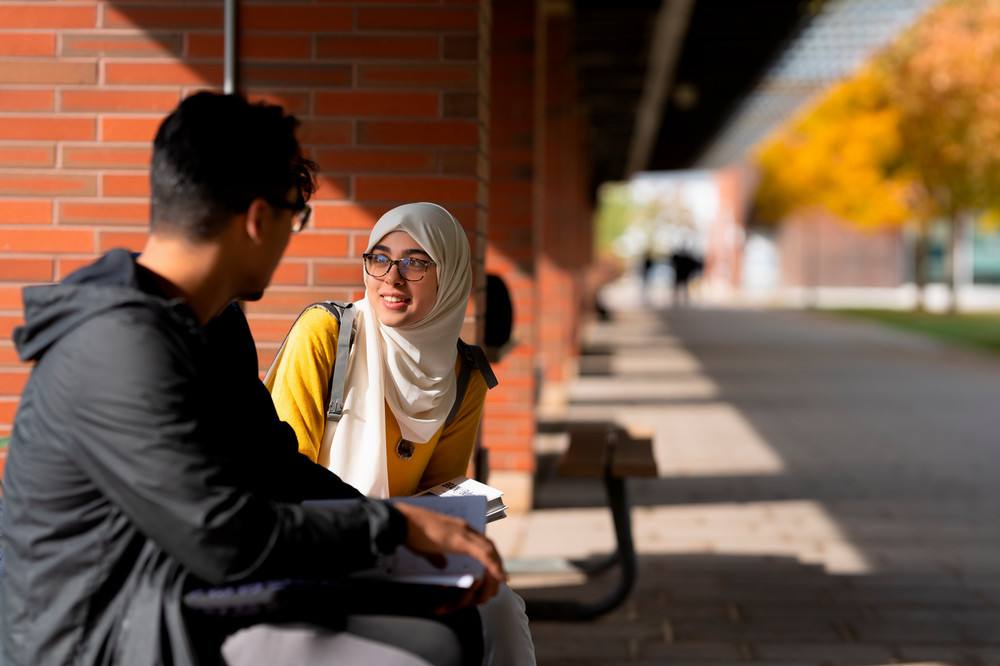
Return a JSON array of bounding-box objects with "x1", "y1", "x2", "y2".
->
[{"x1": 363, "y1": 253, "x2": 437, "y2": 282}]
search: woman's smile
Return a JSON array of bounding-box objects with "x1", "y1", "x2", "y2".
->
[{"x1": 379, "y1": 292, "x2": 411, "y2": 309}]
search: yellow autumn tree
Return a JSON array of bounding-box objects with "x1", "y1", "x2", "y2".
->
[
  {"x1": 754, "y1": 0, "x2": 1000, "y2": 311},
  {"x1": 755, "y1": 65, "x2": 913, "y2": 231},
  {"x1": 881, "y1": 0, "x2": 1000, "y2": 311}
]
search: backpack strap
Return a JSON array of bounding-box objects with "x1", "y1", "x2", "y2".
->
[
  {"x1": 460, "y1": 341, "x2": 498, "y2": 389},
  {"x1": 320, "y1": 302, "x2": 355, "y2": 422},
  {"x1": 263, "y1": 300, "x2": 356, "y2": 424},
  {"x1": 445, "y1": 340, "x2": 498, "y2": 428},
  {"x1": 264, "y1": 300, "x2": 344, "y2": 387}
]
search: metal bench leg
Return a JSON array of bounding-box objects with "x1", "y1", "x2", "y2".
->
[
  {"x1": 524, "y1": 475, "x2": 639, "y2": 621},
  {"x1": 569, "y1": 549, "x2": 619, "y2": 576}
]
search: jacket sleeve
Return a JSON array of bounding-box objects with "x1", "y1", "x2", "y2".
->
[
  {"x1": 58, "y1": 308, "x2": 398, "y2": 585},
  {"x1": 266, "y1": 307, "x2": 340, "y2": 464},
  {"x1": 236, "y1": 380, "x2": 364, "y2": 503},
  {"x1": 204, "y1": 303, "x2": 362, "y2": 503}
]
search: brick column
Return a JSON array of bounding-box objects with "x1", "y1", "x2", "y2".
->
[
  {"x1": 704, "y1": 165, "x2": 748, "y2": 296},
  {"x1": 484, "y1": 0, "x2": 538, "y2": 509},
  {"x1": 537, "y1": 5, "x2": 591, "y2": 397}
]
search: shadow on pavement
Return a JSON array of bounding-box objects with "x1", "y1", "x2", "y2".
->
[
  {"x1": 520, "y1": 552, "x2": 1000, "y2": 665},
  {"x1": 522, "y1": 305, "x2": 1000, "y2": 665}
]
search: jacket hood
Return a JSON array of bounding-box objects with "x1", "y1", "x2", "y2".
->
[{"x1": 14, "y1": 249, "x2": 189, "y2": 363}]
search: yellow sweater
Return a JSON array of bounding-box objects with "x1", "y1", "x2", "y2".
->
[{"x1": 266, "y1": 307, "x2": 488, "y2": 497}]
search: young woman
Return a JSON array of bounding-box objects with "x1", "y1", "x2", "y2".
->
[{"x1": 267, "y1": 202, "x2": 535, "y2": 666}]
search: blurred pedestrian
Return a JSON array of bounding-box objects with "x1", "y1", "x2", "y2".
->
[{"x1": 670, "y1": 248, "x2": 702, "y2": 307}]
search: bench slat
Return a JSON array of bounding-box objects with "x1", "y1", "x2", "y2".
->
[
  {"x1": 558, "y1": 424, "x2": 611, "y2": 477},
  {"x1": 556, "y1": 423, "x2": 657, "y2": 479},
  {"x1": 611, "y1": 434, "x2": 658, "y2": 478}
]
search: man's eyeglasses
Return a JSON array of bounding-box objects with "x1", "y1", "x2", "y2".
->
[
  {"x1": 269, "y1": 197, "x2": 311, "y2": 233},
  {"x1": 363, "y1": 253, "x2": 437, "y2": 282}
]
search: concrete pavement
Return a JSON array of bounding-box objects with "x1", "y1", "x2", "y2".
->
[{"x1": 487, "y1": 300, "x2": 1000, "y2": 665}]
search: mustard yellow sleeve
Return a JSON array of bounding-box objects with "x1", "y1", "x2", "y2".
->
[
  {"x1": 416, "y1": 366, "x2": 489, "y2": 492},
  {"x1": 265, "y1": 307, "x2": 340, "y2": 464}
]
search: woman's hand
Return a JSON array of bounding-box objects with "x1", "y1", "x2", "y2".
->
[{"x1": 394, "y1": 501, "x2": 507, "y2": 609}]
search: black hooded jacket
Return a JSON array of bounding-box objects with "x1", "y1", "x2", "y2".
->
[{"x1": 1, "y1": 249, "x2": 404, "y2": 665}]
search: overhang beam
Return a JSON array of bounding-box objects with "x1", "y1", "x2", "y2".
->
[{"x1": 624, "y1": 0, "x2": 695, "y2": 178}]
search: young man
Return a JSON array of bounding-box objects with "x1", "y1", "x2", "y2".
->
[{"x1": 1, "y1": 92, "x2": 504, "y2": 666}]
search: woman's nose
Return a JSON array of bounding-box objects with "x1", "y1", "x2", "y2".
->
[{"x1": 383, "y1": 262, "x2": 405, "y2": 284}]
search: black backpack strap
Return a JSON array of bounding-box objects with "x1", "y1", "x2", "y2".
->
[
  {"x1": 445, "y1": 340, "x2": 498, "y2": 428},
  {"x1": 445, "y1": 351, "x2": 473, "y2": 429},
  {"x1": 321, "y1": 302, "x2": 355, "y2": 422},
  {"x1": 462, "y1": 342, "x2": 498, "y2": 389}
]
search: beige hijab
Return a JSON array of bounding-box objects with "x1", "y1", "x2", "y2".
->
[{"x1": 320, "y1": 202, "x2": 472, "y2": 497}]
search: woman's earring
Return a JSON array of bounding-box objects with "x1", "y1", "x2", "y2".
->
[{"x1": 396, "y1": 439, "x2": 415, "y2": 460}]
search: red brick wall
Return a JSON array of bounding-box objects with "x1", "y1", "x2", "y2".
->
[
  {"x1": 537, "y1": 7, "x2": 590, "y2": 384},
  {"x1": 705, "y1": 166, "x2": 746, "y2": 291},
  {"x1": 778, "y1": 210, "x2": 904, "y2": 288},
  {"x1": 0, "y1": 2, "x2": 491, "y2": 444},
  {"x1": 0, "y1": 2, "x2": 188, "y2": 438},
  {"x1": 484, "y1": 0, "x2": 537, "y2": 474}
]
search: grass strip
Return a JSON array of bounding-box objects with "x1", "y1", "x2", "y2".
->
[{"x1": 833, "y1": 308, "x2": 1000, "y2": 354}]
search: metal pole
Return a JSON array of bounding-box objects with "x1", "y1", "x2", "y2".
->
[{"x1": 223, "y1": 0, "x2": 237, "y2": 94}]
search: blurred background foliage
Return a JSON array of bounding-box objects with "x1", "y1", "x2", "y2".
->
[{"x1": 753, "y1": 0, "x2": 1000, "y2": 309}]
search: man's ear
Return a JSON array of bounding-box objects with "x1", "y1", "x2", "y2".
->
[{"x1": 244, "y1": 197, "x2": 269, "y2": 245}]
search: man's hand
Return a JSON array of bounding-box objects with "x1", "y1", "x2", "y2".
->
[{"x1": 394, "y1": 501, "x2": 507, "y2": 609}]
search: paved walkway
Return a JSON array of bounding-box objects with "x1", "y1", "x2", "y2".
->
[{"x1": 488, "y1": 300, "x2": 1000, "y2": 665}]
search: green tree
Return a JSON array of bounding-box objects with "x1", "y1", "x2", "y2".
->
[{"x1": 594, "y1": 182, "x2": 634, "y2": 257}]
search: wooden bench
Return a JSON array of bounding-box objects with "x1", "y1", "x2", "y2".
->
[{"x1": 518, "y1": 421, "x2": 658, "y2": 621}]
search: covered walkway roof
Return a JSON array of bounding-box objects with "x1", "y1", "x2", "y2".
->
[{"x1": 572, "y1": 0, "x2": 941, "y2": 186}]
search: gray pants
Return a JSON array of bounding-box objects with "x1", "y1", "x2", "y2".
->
[{"x1": 222, "y1": 615, "x2": 464, "y2": 666}]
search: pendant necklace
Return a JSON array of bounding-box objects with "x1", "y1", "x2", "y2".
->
[{"x1": 396, "y1": 439, "x2": 415, "y2": 460}]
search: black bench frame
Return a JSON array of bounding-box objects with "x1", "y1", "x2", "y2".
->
[{"x1": 519, "y1": 421, "x2": 657, "y2": 621}]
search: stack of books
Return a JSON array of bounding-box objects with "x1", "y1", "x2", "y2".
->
[{"x1": 417, "y1": 475, "x2": 508, "y2": 523}]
